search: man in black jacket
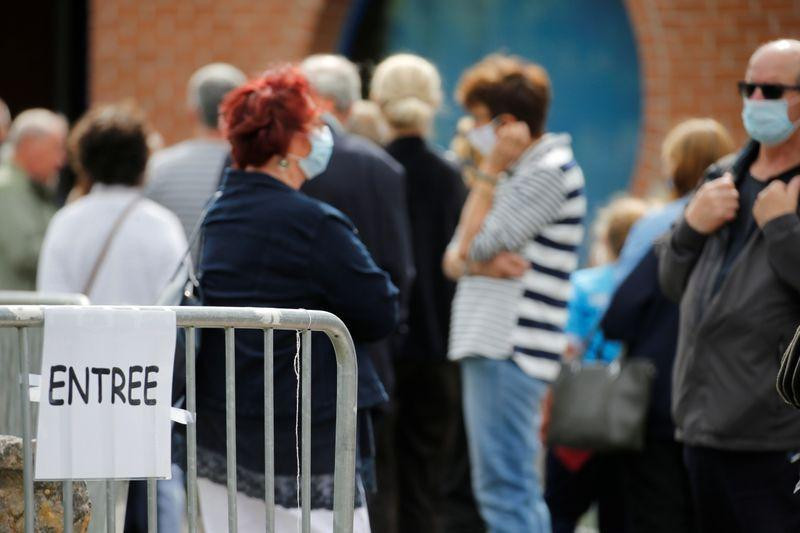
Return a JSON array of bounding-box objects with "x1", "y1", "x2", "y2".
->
[
  {"x1": 299, "y1": 54, "x2": 415, "y2": 397},
  {"x1": 298, "y1": 54, "x2": 416, "y2": 530},
  {"x1": 658, "y1": 39, "x2": 800, "y2": 533}
]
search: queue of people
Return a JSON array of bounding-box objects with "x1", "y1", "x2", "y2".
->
[{"x1": 2, "y1": 37, "x2": 800, "y2": 533}]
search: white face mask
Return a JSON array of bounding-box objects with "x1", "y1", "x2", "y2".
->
[
  {"x1": 466, "y1": 121, "x2": 497, "y2": 156},
  {"x1": 290, "y1": 125, "x2": 334, "y2": 180}
]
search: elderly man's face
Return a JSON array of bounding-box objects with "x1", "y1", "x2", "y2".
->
[
  {"x1": 745, "y1": 45, "x2": 800, "y2": 122},
  {"x1": 16, "y1": 132, "x2": 67, "y2": 186}
]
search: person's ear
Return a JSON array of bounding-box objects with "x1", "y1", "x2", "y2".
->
[
  {"x1": 287, "y1": 130, "x2": 312, "y2": 158},
  {"x1": 311, "y1": 95, "x2": 336, "y2": 116}
]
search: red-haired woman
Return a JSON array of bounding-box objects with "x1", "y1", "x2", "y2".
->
[{"x1": 193, "y1": 65, "x2": 398, "y2": 531}]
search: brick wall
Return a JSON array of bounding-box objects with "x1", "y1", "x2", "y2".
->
[
  {"x1": 90, "y1": 0, "x2": 800, "y2": 189},
  {"x1": 625, "y1": 0, "x2": 800, "y2": 194},
  {"x1": 89, "y1": 0, "x2": 327, "y2": 145}
]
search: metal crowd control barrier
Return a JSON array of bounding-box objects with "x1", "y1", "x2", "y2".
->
[
  {"x1": 0, "y1": 291, "x2": 89, "y2": 434},
  {"x1": 1, "y1": 305, "x2": 358, "y2": 533},
  {"x1": 0, "y1": 292, "x2": 90, "y2": 533}
]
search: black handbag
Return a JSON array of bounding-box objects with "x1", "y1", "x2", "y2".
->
[
  {"x1": 777, "y1": 324, "x2": 800, "y2": 409},
  {"x1": 546, "y1": 332, "x2": 657, "y2": 452}
]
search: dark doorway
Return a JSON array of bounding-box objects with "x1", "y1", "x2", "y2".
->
[
  {"x1": 338, "y1": 0, "x2": 391, "y2": 98},
  {"x1": 0, "y1": 0, "x2": 88, "y2": 122}
]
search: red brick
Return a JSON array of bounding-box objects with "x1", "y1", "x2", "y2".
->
[{"x1": 90, "y1": 0, "x2": 327, "y2": 144}]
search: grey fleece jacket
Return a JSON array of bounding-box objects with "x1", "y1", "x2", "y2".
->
[{"x1": 658, "y1": 142, "x2": 800, "y2": 451}]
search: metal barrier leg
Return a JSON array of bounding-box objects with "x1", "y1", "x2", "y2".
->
[
  {"x1": 328, "y1": 328, "x2": 357, "y2": 533},
  {"x1": 63, "y1": 479, "x2": 74, "y2": 533},
  {"x1": 19, "y1": 327, "x2": 34, "y2": 533},
  {"x1": 264, "y1": 330, "x2": 274, "y2": 533},
  {"x1": 224, "y1": 327, "x2": 238, "y2": 532},
  {"x1": 185, "y1": 327, "x2": 199, "y2": 533},
  {"x1": 301, "y1": 330, "x2": 311, "y2": 533},
  {"x1": 106, "y1": 480, "x2": 115, "y2": 533},
  {"x1": 147, "y1": 479, "x2": 157, "y2": 533}
]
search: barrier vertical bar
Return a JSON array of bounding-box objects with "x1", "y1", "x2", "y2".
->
[
  {"x1": 106, "y1": 481, "x2": 115, "y2": 533},
  {"x1": 18, "y1": 327, "x2": 34, "y2": 533},
  {"x1": 63, "y1": 480, "x2": 74, "y2": 533},
  {"x1": 225, "y1": 327, "x2": 238, "y2": 532},
  {"x1": 185, "y1": 327, "x2": 199, "y2": 533},
  {"x1": 301, "y1": 330, "x2": 311, "y2": 533},
  {"x1": 147, "y1": 479, "x2": 157, "y2": 533},
  {"x1": 329, "y1": 325, "x2": 357, "y2": 533},
  {"x1": 264, "y1": 329, "x2": 275, "y2": 533}
]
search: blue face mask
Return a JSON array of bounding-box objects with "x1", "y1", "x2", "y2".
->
[
  {"x1": 742, "y1": 98, "x2": 800, "y2": 146},
  {"x1": 297, "y1": 125, "x2": 334, "y2": 180}
]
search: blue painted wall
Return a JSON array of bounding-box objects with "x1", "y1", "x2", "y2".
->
[{"x1": 347, "y1": 0, "x2": 642, "y2": 258}]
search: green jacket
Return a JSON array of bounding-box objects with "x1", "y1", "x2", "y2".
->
[{"x1": 0, "y1": 162, "x2": 57, "y2": 290}]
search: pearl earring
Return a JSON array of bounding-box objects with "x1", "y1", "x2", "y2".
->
[{"x1": 278, "y1": 159, "x2": 289, "y2": 168}]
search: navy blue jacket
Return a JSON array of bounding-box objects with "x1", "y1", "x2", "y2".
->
[
  {"x1": 302, "y1": 125, "x2": 414, "y2": 394},
  {"x1": 601, "y1": 247, "x2": 678, "y2": 440},
  {"x1": 196, "y1": 168, "x2": 398, "y2": 427}
]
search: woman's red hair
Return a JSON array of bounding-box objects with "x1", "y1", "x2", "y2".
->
[{"x1": 220, "y1": 65, "x2": 318, "y2": 169}]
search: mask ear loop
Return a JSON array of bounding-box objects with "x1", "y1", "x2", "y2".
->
[{"x1": 293, "y1": 310, "x2": 313, "y2": 520}]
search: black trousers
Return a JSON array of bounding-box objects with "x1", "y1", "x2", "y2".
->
[
  {"x1": 367, "y1": 359, "x2": 484, "y2": 533},
  {"x1": 622, "y1": 438, "x2": 695, "y2": 533},
  {"x1": 544, "y1": 449, "x2": 628, "y2": 533},
  {"x1": 683, "y1": 445, "x2": 800, "y2": 533}
]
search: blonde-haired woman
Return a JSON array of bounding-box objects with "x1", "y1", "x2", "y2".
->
[
  {"x1": 371, "y1": 53, "x2": 442, "y2": 136},
  {"x1": 369, "y1": 54, "x2": 482, "y2": 532},
  {"x1": 615, "y1": 118, "x2": 734, "y2": 281}
]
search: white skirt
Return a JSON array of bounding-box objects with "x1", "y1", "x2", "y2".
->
[{"x1": 197, "y1": 477, "x2": 372, "y2": 533}]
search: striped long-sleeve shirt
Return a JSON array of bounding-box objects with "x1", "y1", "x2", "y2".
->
[{"x1": 448, "y1": 133, "x2": 586, "y2": 381}]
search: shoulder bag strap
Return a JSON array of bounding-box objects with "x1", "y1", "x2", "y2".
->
[
  {"x1": 82, "y1": 196, "x2": 143, "y2": 295},
  {"x1": 165, "y1": 189, "x2": 223, "y2": 286},
  {"x1": 578, "y1": 315, "x2": 618, "y2": 363}
]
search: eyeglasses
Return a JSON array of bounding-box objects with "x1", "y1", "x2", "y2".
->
[{"x1": 738, "y1": 81, "x2": 800, "y2": 100}]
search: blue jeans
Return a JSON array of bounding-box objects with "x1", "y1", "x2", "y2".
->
[
  {"x1": 158, "y1": 464, "x2": 186, "y2": 531},
  {"x1": 124, "y1": 464, "x2": 185, "y2": 532},
  {"x1": 461, "y1": 357, "x2": 551, "y2": 533}
]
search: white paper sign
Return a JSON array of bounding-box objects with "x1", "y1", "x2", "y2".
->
[{"x1": 35, "y1": 307, "x2": 176, "y2": 480}]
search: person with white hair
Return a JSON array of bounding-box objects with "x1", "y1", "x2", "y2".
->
[
  {"x1": 300, "y1": 53, "x2": 417, "y2": 532},
  {"x1": 134, "y1": 64, "x2": 245, "y2": 531},
  {"x1": 301, "y1": 54, "x2": 362, "y2": 127},
  {"x1": 0, "y1": 108, "x2": 67, "y2": 289},
  {"x1": 346, "y1": 100, "x2": 391, "y2": 146},
  {"x1": 370, "y1": 53, "x2": 485, "y2": 533},
  {"x1": 146, "y1": 62, "x2": 246, "y2": 247}
]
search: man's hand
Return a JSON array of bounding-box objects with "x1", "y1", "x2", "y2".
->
[
  {"x1": 685, "y1": 173, "x2": 739, "y2": 234},
  {"x1": 753, "y1": 176, "x2": 800, "y2": 228},
  {"x1": 482, "y1": 121, "x2": 532, "y2": 175},
  {"x1": 470, "y1": 251, "x2": 528, "y2": 278}
]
